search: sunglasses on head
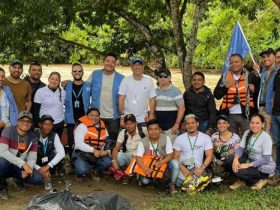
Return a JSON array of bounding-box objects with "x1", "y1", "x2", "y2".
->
[{"x1": 158, "y1": 74, "x2": 169, "y2": 78}]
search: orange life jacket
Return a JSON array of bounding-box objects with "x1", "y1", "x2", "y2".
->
[
  {"x1": 78, "y1": 116, "x2": 107, "y2": 150},
  {"x1": 125, "y1": 156, "x2": 167, "y2": 179},
  {"x1": 220, "y1": 71, "x2": 254, "y2": 110}
]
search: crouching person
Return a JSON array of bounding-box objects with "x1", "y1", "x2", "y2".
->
[
  {"x1": 0, "y1": 112, "x2": 42, "y2": 200},
  {"x1": 110, "y1": 114, "x2": 145, "y2": 183},
  {"x1": 224, "y1": 114, "x2": 276, "y2": 190},
  {"x1": 134, "y1": 119, "x2": 179, "y2": 193},
  {"x1": 34, "y1": 115, "x2": 65, "y2": 184},
  {"x1": 173, "y1": 114, "x2": 213, "y2": 194},
  {"x1": 72, "y1": 108, "x2": 111, "y2": 181},
  {"x1": 211, "y1": 115, "x2": 240, "y2": 179}
]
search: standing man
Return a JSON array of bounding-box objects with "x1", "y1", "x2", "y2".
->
[
  {"x1": 214, "y1": 54, "x2": 255, "y2": 135},
  {"x1": 119, "y1": 57, "x2": 156, "y2": 127},
  {"x1": 276, "y1": 48, "x2": 280, "y2": 69},
  {"x1": 184, "y1": 71, "x2": 216, "y2": 135},
  {"x1": 65, "y1": 63, "x2": 91, "y2": 156},
  {"x1": 272, "y1": 48, "x2": 280, "y2": 177},
  {"x1": 24, "y1": 61, "x2": 46, "y2": 120},
  {"x1": 4, "y1": 60, "x2": 32, "y2": 112},
  {"x1": 155, "y1": 68, "x2": 185, "y2": 142},
  {"x1": 173, "y1": 114, "x2": 213, "y2": 188},
  {"x1": 88, "y1": 53, "x2": 124, "y2": 142},
  {"x1": 253, "y1": 48, "x2": 278, "y2": 132},
  {"x1": 0, "y1": 112, "x2": 41, "y2": 200}
]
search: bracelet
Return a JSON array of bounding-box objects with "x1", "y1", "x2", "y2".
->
[
  {"x1": 112, "y1": 159, "x2": 117, "y2": 163},
  {"x1": 202, "y1": 163, "x2": 207, "y2": 168}
]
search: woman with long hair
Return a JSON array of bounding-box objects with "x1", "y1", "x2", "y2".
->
[
  {"x1": 224, "y1": 114, "x2": 275, "y2": 190},
  {"x1": 34, "y1": 72, "x2": 65, "y2": 139}
]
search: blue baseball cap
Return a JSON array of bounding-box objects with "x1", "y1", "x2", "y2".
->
[{"x1": 131, "y1": 57, "x2": 144, "y2": 65}]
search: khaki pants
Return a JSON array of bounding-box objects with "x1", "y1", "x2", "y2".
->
[{"x1": 258, "y1": 106, "x2": 271, "y2": 133}]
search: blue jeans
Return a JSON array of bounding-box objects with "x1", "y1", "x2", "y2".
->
[
  {"x1": 272, "y1": 115, "x2": 280, "y2": 174},
  {"x1": 72, "y1": 151, "x2": 112, "y2": 176},
  {"x1": 117, "y1": 152, "x2": 132, "y2": 169},
  {"x1": 139, "y1": 159, "x2": 179, "y2": 185},
  {"x1": 0, "y1": 158, "x2": 42, "y2": 190},
  {"x1": 198, "y1": 120, "x2": 208, "y2": 133}
]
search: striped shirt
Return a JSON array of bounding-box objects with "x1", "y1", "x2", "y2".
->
[
  {"x1": 0, "y1": 126, "x2": 38, "y2": 168},
  {"x1": 155, "y1": 84, "x2": 184, "y2": 130}
]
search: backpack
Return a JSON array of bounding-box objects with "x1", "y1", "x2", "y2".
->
[{"x1": 122, "y1": 124, "x2": 145, "y2": 153}]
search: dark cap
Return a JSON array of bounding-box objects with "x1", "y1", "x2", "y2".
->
[
  {"x1": 18, "y1": 111, "x2": 33, "y2": 120},
  {"x1": 157, "y1": 68, "x2": 171, "y2": 77},
  {"x1": 260, "y1": 48, "x2": 275, "y2": 57},
  {"x1": 10, "y1": 59, "x2": 23, "y2": 68},
  {"x1": 216, "y1": 115, "x2": 229, "y2": 123},
  {"x1": 40, "y1": 114, "x2": 54, "y2": 123},
  {"x1": 131, "y1": 57, "x2": 144, "y2": 65},
  {"x1": 124, "y1": 114, "x2": 137, "y2": 123}
]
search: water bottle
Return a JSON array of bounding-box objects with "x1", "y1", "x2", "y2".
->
[{"x1": 44, "y1": 177, "x2": 52, "y2": 190}]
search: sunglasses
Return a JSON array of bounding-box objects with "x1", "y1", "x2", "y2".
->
[
  {"x1": 73, "y1": 70, "x2": 83, "y2": 73},
  {"x1": 158, "y1": 74, "x2": 169, "y2": 78},
  {"x1": 19, "y1": 119, "x2": 32, "y2": 124}
]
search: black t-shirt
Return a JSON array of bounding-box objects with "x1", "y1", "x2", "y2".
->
[
  {"x1": 272, "y1": 71, "x2": 280, "y2": 115},
  {"x1": 72, "y1": 83, "x2": 85, "y2": 122}
]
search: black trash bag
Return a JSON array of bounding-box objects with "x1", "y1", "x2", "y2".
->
[{"x1": 26, "y1": 190, "x2": 134, "y2": 210}]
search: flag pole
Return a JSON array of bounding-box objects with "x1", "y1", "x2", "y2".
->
[{"x1": 237, "y1": 21, "x2": 256, "y2": 64}]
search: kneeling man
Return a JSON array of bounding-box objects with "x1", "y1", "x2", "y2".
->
[{"x1": 0, "y1": 112, "x2": 41, "y2": 200}]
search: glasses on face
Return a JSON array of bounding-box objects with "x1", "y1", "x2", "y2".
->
[
  {"x1": 158, "y1": 74, "x2": 169, "y2": 78},
  {"x1": 73, "y1": 70, "x2": 83, "y2": 73},
  {"x1": 19, "y1": 119, "x2": 32, "y2": 124}
]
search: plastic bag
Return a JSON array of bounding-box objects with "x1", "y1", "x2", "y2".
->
[{"x1": 26, "y1": 190, "x2": 134, "y2": 210}]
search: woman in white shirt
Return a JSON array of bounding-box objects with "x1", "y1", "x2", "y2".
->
[{"x1": 34, "y1": 72, "x2": 65, "y2": 139}]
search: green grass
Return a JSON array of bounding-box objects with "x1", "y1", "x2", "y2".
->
[{"x1": 149, "y1": 185, "x2": 280, "y2": 210}]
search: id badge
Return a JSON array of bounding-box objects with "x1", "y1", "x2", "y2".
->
[
  {"x1": 132, "y1": 100, "x2": 137, "y2": 104},
  {"x1": 42, "y1": 157, "x2": 48, "y2": 164},
  {"x1": 74, "y1": 100, "x2": 80, "y2": 108}
]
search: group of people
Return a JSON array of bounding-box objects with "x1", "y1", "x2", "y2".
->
[{"x1": 0, "y1": 47, "x2": 280, "y2": 199}]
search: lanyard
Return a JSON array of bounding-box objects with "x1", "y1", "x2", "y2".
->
[
  {"x1": 40, "y1": 132, "x2": 49, "y2": 156},
  {"x1": 150, "y1": 142, "x2": 159, "y2": 156},
  {"x1": 72, "y1": 85, "x2": 84, "y2": 100},
  {"x1": 187, "y1": 134, "x2": 198, "y2": 159},
  {"x1": 247, "y1": 131, "x2": 262, "y2": 155}
]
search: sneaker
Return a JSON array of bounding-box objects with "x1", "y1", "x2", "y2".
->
[
  {"x1": 168, "y1": 183, "x2": 178, "y2": 194},
  {"x1": 0, "y1": 188, "x2": 8, "y2": 200},
  {"x1": 107, "y1": 167, "x2": 115, "y2": 175},
  {"x1": 251, "y1": 179, "x2": 268, "y2": 190},
  {"x1": 122, "y1": 176, "x2": 130, "y2": 185},
  {"x1": 114, "y1": 169, "x2": 125, "y2": 181},
  {"x1": 229, "y1": 179, "x2": 245, "y2": 190},
  {"x1": 89, "y1": 169, "x2": 101, "y2": 182}
]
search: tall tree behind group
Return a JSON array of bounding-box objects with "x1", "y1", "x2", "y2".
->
[{"x1": 0, "y1": 0, "x2": 279, "y2": 89}]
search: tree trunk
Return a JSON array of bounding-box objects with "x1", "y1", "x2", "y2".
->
[
  {"x1": 273, "y1": 0, "x2": 280, "y2": 10},
  {"x1": 183, "y1": 0, "x2": 204, "y2": 89}
]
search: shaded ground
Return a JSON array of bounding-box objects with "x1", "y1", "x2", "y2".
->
[{"x1": 1, "y1": 174, "x2": 158, "y2": 210}]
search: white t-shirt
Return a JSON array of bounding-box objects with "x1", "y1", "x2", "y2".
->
[
  {"x1": 173, "y1": 132, "x2": 213, "y2": 180},
  {"x1": 34, "y1": 133, "x2": 65, "y2": 169},
  {"x1": 74, "y1": 122, "x2": 109, "y2": 153},
  {"x1": 135, "y1": 136, "x2": 173, "y2": 157},
  {"x1": 34, "y1": 86, "x2": 66, "y2": 124},
  {"x1": 118, "y1": 75, "x2": 156, "y2": 123},
  {"x1": 100, "y1": 73, "x2": 114, "y2": 119},
  {"x1": 229, "y1": 73, "x2": 242, "y2": 114},
  {"x1": 117, "y1": 128, "x2": 146, "y2": 156},
  {"x1": 240, "y1": 130, "x2": 272, "y2": 161}
]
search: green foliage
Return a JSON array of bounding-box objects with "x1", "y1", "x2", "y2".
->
[{"x1": 150, "y1": 185, "x2": 280, "y2": 210}]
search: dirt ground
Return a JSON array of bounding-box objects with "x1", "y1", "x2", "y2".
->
[{"x1": 1, "y1": 174, "x2": 159, "y2": 210}]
